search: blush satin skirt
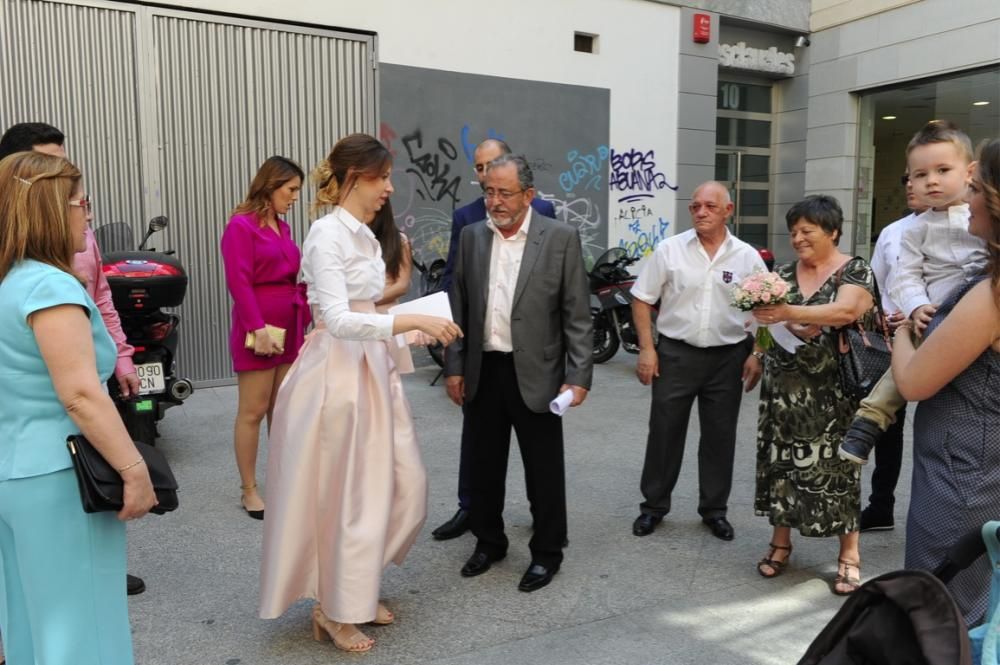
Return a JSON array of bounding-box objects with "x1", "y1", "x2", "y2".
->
[{"x1": 258, "y1": 303, "x2": 427, "y2": 623}]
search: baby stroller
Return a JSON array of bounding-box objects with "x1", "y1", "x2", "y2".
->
[{"x1": 797, "y1": 522, "x2": 1000, "y2": 665}]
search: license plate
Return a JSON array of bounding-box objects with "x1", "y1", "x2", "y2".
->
[{"x1": 136, "y1": 362, "x2": 165, "y2": 395}]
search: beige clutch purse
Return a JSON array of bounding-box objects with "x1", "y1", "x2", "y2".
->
[{"x1": 245, "y1": 324, "x2": 286, "y2": 350}]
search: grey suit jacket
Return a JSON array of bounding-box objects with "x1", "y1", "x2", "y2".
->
[{"x1": 445, "y1": 212, "x2": 593, "y2": 413}]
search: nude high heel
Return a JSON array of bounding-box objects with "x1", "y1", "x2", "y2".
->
[{"x1": 311, "y1": 604, "x2": 374, "y2": 653}]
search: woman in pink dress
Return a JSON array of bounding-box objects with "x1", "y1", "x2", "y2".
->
[
  {"x1": 259, "y1": 134, "x2": 461, "y2": 653},
  {"x1": 220, "y1": 156, "x2": 309, "y2": 519}
]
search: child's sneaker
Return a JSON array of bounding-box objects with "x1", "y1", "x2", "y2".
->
[{"x1": 838, "y1": 416, "x2": 882, "y2": 464}]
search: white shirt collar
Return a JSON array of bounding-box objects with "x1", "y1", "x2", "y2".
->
[
  {"x1": 334, "y1": 206, "x2": 369, "y2": 236},
  {"x1": 487, "y1": 207, "x2": 532, "y2": 240}
]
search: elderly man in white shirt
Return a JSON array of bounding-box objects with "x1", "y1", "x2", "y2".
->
[{"x1": 630, "y1": 181, "x2": 766, "y2": 541}]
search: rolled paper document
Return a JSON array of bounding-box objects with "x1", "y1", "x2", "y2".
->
[{"x1": 549, "y1": 388, "x2": 574, "y2": 416}]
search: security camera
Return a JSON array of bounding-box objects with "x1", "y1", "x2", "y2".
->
[{"x1": 794, "y1": 35, "x2": 810, "y2": 48}]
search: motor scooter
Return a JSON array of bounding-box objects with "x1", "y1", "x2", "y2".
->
[
  {"x1": 94, "y1": 217, "x2": 193, "y2": 445},
  {"x1": 588, "y1": 247, "x2": 649, "y2": 363}
]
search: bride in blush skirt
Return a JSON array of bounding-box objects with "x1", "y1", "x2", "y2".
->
[{"x1": 258, "y1": 134, "x2": 461, "y2": 653}]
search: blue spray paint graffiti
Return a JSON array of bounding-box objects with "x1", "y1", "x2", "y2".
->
[
  {"x1": 619, "y1": 218, "x2": 671, "y2": 259},
  {"x1": 558, "y1": 145, "x2": 609, "y2": 193}
]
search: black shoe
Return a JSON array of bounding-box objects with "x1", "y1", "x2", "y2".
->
[
  {"x1": 859, "y1": 506, "x2": 894, "y2": 532},
  {"x1": 702, "y1": 516, "x2": 735, "y2": 541},
  {"x1": 839, "y1": 416, "x2": 882, "y2": 465},
  {"x1": 632, "y1": 514, "x2": 661, "y2": 537},
  {"x1": 518, "y1": 562, "x2": 559, "y2": 592},
  {"x1": 432, "y1": 509, "x2": 470, "y2": 541},
  {"x1": 240, "y1": 496, "x2": 264, "y2": 521},
  {"x1": 460, "y1": 550, "x2": 505, "y2": 577},
  {"x1": 127, "y1": 573, "x2": 146, "y2": 595}
]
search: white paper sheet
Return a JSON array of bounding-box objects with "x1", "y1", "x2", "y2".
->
[
  {"x1": 549, "y1": 389, "x2": 574, "y2": 416},
  {"x1": 387, "y1": 291, "x2": 453, "y2": 319},
  {"x1": 746, "y1": 320, "x2": 806, "y2": 354},
  {"x1": 388, "y1": 291, "x2": 453, "y2": 348}
]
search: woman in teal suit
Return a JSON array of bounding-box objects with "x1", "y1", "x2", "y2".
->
[{"x1": 0, "y1": 151, "x2": 157, "y2": 664}]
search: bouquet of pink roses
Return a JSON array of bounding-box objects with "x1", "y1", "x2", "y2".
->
[{"x1": 731, "y1": 270, "x2": 790, "y2": 349}]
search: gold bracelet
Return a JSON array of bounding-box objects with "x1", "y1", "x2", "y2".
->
[{"x1": 116, "y1": 458, "x2": 146, "y2": 474}]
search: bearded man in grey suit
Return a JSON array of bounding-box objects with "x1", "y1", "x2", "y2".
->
[{"x1": 444, "y1": 153, "x2": 593, "y2": 593}]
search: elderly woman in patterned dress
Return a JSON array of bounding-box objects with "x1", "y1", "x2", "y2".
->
[
  {"x1": 892, "y1": 138, "x2": 1000, "y2": 624},
  {"x1": 751, "y1": 195, "x2": 876, "y2": 595}
]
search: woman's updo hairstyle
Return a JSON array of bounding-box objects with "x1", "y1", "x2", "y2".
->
[{"x1": 312, "y1": 133, "x2": 392, "y2": 215}]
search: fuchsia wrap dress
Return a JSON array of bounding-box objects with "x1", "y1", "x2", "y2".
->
[{"x1": 221, "y1": 213, "x2": 309, "y2": 371}]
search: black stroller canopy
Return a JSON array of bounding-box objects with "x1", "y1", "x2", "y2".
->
[{"x1": 797, "y1": 569, "x2": 972, "y2": 665}]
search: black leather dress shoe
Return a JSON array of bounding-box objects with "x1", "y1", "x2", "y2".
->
[
  {"x1": 460, "y1": 551, "x2": 505, "y2": 577},
  {"x1": 432, "y1": 509, "x2": 470, "y2": 540},
  {"x1": 518, "y1": 563, "x2": 559, "y2": 592},
  {"x1": 632, "y1": 513, "x2": 661, "y2": 537},
  {"x1": 702, "y1": 516, "x2": 735, "y2": 541},
  {"x1": 126, "y1": 573, "x2": 146, "y2": 595}
]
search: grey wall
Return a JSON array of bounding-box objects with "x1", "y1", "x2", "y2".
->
[
  {"x1": 674, "y1": 6, "x2": 720, "y2": 231},
  {"x1": 379, "y1": 64, "x2": 611, "y2": 269},
  {"x1": 675, "y1": 8, "x2": 810, "y2": 259},
  {"x1": 805, "y1": 0, "x2": 1000, "y2": 253}
]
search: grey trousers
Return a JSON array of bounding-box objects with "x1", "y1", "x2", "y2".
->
[{"x1": 639, "y1": 335, "x2": 751, "y2": 519}]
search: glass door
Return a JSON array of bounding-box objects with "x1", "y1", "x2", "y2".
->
[{"x1": 715, "y1": 79, "x2": 773, "y2": 248}]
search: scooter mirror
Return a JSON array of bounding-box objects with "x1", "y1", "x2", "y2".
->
[{"x1": 149, "y1": 216, "x2": 169, "y2": 231}]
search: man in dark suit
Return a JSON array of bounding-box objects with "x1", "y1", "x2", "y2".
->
[
  {"x1": 432, "y1": 139, "x2": 557, "y2": 541},
  {"x1": 445, "y1": 154, "x2": 592, "y2": 592}
]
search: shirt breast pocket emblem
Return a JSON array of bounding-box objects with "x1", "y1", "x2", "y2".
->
[{"x1": 722, "y1": 270, "x2": 733, "y2": 284}]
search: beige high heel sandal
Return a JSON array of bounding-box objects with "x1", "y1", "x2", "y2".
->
[
  {"x1": 371, "y1": 602, "x2": 394, "y2": 625},
  {"x1": 311, "y1": 604, "x2": 374, "y2": 653}
]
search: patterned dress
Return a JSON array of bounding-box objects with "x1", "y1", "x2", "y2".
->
[
  {"x1": 905, "y1": 275, "x2": 1000, "y2": 625},
  {"x1": 755, "y1": 257, "x2": 876, "y2": 537}
]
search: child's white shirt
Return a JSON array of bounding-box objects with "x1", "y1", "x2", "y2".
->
[{"x1": 890, "y1": 204, "x2": 987, "y2": 318}]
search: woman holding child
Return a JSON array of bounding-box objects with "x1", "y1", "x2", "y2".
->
[
  {"x1": 751, "y1": 195, "x2": 876, "y2": 595},
  {"x1": 892, "y1": 138, "x2": 1000, "y2": 624}
]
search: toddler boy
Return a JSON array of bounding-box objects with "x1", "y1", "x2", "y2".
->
[{"x1": 839, "y1": 120, "x2": 987, "y2": 465}]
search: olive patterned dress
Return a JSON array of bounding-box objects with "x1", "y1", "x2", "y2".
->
[{"x1": 754, "y1": 257, "x2": 876, "y2": 537}]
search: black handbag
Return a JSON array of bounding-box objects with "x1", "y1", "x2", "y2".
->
[
  {"x1": 66, "y1": 435, "x2": 179, "y2": 514},
  {"x1": 833, "y1": 259, "x2": 893, "y2": 400}
]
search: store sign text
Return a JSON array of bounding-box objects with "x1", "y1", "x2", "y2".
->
[{"x1": 718, "y1": 42, "x2": 795, "y2": 76}]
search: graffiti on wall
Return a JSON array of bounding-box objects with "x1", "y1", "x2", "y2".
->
[
  {"x1": 610, "y1": 147, "x2": 676, "y2": 259},
  {"x1": 383, "y1": 122, "x2": 607, "y2": 270},
  {"x1": 558, "y1": 145, "x2": 609, "y2": 193}
]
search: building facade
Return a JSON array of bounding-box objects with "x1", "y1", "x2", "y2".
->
[{"x1": 3, "y1": 0, "x2": 997, "y2": 382}]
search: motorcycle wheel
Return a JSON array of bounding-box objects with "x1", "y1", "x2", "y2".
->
[
  {"x1": 592, "y1": 311, "x2": 620, "y2": 364},
  {"x1": 121, "y1": 405, "x2": 158, "y2": 447},
  {"x1": 427, "y1": 341, "x2": 445, "y2": 368}
]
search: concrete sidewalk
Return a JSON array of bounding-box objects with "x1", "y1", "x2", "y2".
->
[{"x1": 125, "y1": 350, "x2": 911, "y2": 664}]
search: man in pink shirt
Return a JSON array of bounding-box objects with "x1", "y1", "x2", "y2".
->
[{"x1": 0, "y1": 122, "x2": 144, "y2": 595}]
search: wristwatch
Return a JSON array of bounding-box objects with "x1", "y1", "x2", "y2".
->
[{"x1": 752, "y1": 350, "x2": 765, "y2": 361}]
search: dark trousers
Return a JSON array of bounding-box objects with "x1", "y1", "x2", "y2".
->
[
  {"x1": 867, "y1": 405, "x2": 906, "y2": 514},
  {"x1": 457, "y1": 405, "x2": 473, "y2": 510},
  {"x1": 466, "y1": 352, "x2": 566, "y2": 568},
  {"x1": 640, "y1": 335, "x2": 750, "y2": 519}
]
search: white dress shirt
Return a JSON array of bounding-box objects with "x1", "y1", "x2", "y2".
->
[
  {"x1": 301, "y1": 207, "x2": 395, "y2": 340},
  {"x1": 631, "y1": 228, "x2": 767, "y2": 348},
  {"x1": 483, "y1": 208, "x2": 532, "y2": 352},
  {"x1": 869, "y1": 212, "x2": 919, "y2": 313},
  {"x1": 890, "y1": 204, "x2": 988, "y2": 317}
]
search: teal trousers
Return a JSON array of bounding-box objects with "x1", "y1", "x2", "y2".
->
[{"x1": 0, "y1": 468, "x2": 133, "y2": 665}]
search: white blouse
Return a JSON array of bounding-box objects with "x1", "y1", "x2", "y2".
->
[{"x1": 302, "y1": 207, "x2": 394, "y2": 340}]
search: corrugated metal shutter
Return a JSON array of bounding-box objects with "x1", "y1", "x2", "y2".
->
[
  {"x1": 1, "y1": 0, "x2": 376, "y2": 383},
  {"x1": 151, "y1": 10, "x2": 376, "y2": 383},
  {"x1": 0, "y1": 0, "x2": 146, "y2": 233}
]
